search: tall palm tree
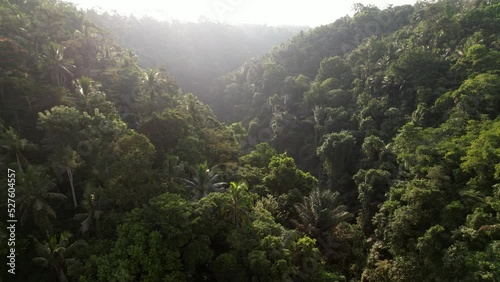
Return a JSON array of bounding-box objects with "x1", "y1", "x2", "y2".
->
[
  {"x1": 18, "y1": 166, "x2": 67, "y2": 231},
  {"x1": 73, "y1": 184, "x2": 103, "y2": 236},
  {"x1": 162, "y1": 154, "x2": 184, "y2": 182},
  {"x1": 292, "y1": 188, "x2": 352, "y2": 252},
  {"x1": 39, "y1": 42, "x2": 75, "y2": 87},
  {"x1": 96, "y1": 46, "x2": 117, "y2": 69},
  {"x1": 180, "y1": 162, "x2": 228, "y2": 200},
  {"x1": 75, "y1": 23, "x2": 100, "y2": 69},
  {"x1": 142, "y1": 68, "x2": 162, "y2": 100},
  {"x1": 178, "y1": 93, "x2": 205, "y2": 123},
  {"x1": 221, "y1": 182, "x2": 253, "y2": 225},
  {"x1": 49, "y1": 146, "x2": 80, "y2": 208},
  {"x1": 31, "y1": 231, "x2": 87, "y2": 282},
  {"x1": 77, "y1": 76, "x2": 93, "y2": 98},
  {"x1": 75, "y1": 76, "x2": 104, "y2": 112},
  {"x1": 0, "y1": 126, "x2": 34, "y2": 173}
]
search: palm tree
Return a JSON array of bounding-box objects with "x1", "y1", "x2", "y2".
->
[
  {"x1": 73, "y1": 184, "x2": 103, "y2": 236},
  {"x1": 49, "y1": 146, "x2": 80, "y2": 208},
  {"x1": 77, "y1": 76, "x2": 93, "y2": 98},
  {"x1": 162, "y1": 154, "x2": 184, "y2": 182},
  {"x1": 179, "y1": 93, "x2": 205, "y2": 123},
  {"x1": 142, "y1": 68, "x2": 162, "y2": 100},
  {"x1": 96, "y1": 46, "x2": 117, "y2": 69},
  {"x1": 221, "y1": 182, "x2": 253, "y2": 225},
  {"x1": 75, "y1": 76, "x2": 105, "y2": 112},
  {"x1": 180, "y1": 162, "x2": 228, "y2": 200},
  {"x1": 39, "y1": 42, "x2": 75, "y2": 87},
  {"x1": 18, "y1": 166, "x2": 67, "y2": 231},
  {"x1": 292, "y1": 188, "x2": 352, "y2": 256},
  {"x1": 31, "y1": 231, "x2": 87, "y2": 282},
  {"x1": 75, "y1": 23, "x2": 100, "y2": 69},
  {"x1": 0, "y1": 126, "x2": 34, "y2": 173}
]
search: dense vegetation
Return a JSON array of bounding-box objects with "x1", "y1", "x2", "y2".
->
[{"x1": 0, "y1": 0, "x2": 499, "y2": 281}]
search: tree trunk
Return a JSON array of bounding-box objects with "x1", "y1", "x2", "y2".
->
[
  {"x1": 67, "y1": 168, "x2": 77, "y2": 208},
  {"x1": 105, "y1": 159, "x2": 109, "y2": 178},
  {"x1": 56, "y1": 268, "x2": 68, "y2": 282},
  {"x1": 15, "y1": 152, "x2": 23, "y2": 174}
]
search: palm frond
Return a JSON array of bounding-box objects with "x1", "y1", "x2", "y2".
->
[{"x1": 32, "y1": 257, "x2": 49, "y2": 267}]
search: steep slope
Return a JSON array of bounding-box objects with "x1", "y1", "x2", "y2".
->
[
  {"x1": 215, "y1": 0, "x2": 500, "y2": 280},
  {"x1": 0, "y1": 0, "x2": 498, "y2": 281}
]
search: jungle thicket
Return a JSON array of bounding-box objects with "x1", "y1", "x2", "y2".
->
[{"x1": 0, "y1": 0, "x2": 499, "y2": 281}]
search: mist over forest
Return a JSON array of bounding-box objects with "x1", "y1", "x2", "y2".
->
[
  {"x1": 85, "y1": 11, "x2": 308, "y2": 101},
  {"x1": 0, "y1": 0, "x2": 499, "y2": 281}
]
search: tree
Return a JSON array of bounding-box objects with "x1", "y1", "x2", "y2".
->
[
  {"x1": 461, "y1": 119, "x2": 500, "y2": 192},
  {"x1": 0, "y1": 125, "x2": 34, "y2": 173},
  {"x1": 73, "y1": 184, "x2": 104, "y2": 236},
  {"x1": 38, "y1": 42, "x2": 75, "y2": 87},
  {"x1": 49, "y1": 146, "x2": 80, "y2": 208},
  {"x1": 453, "y1": 73, "x2": 500, "y2": 119},
  {"x1": 37, "y1": 106, "x2": 87, "y2": 208},
  {"x1": 180, "y1": 162, "x2": 227, "y2": 200},
  {"x1": 239, "y1": 142, "x2": 277, "y2": 169},
  {"x1": 103, "y1": 130, "x2": 157, "y2": 210},
  {"x1": 354, "y1": 169, "x2": 391, "y2": 233},
  {"x1": 161, "y1": 154, "x2": 185, "y2": 186},
  {"x1": 315, "y1": 56, "x2": 353, "y2": 88},
  {"x1": 317, "y1": 130, "x2": 357, "y2": 179},
  {"x1": 229, "y1": 122, "x2": 247, "y2": 145},
  {"x1": 138, "y1": 109, "x2": 188, "y2": 154},
  {"x1": 18, "y1": 166, "x2": 67, "y2": 231},
  {"x1": 292, "y1": 188, "x2": 352, "y2": 258},
  {"x1": 37, "y1": 106, "x2": 88, "y2": 150},
  {"x1": 361, "y1": 135, "x2": 385, "y2": 162},
  {"x1": 142, "y1": 68, "x2": 162, "y2": 99},
  {"x1": 38, "y1": 105, "x2": 127, "y2": 208},
  {"x1": 74, "y1": 76, "x2": 116, "y2": 115},
  {"x1": 177, "y1": 93, "x2": 207, "y2": 123},
  {"x1": 31, "y1": 231, "x2": 87, "y2": 282},
  {"x1": 263, "y1": 153, "x2": 317, "y2": 196},
  {"x1": 85, "y1": 193, "x2": 192, "y2": 281},
  {"x1": 221, "y1": 182, "x2": 253, "y2": 225}
]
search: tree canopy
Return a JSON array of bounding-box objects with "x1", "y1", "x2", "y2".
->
[{"x1": 0, "y1": 0, "x2": 499, "y2": 281}]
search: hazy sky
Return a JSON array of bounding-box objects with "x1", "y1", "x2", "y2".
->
[{"x1": 64, "y1": 0, "x2": 419, "y2": 27}]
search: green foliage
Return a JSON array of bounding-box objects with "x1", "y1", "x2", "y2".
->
[
  {"x1": 180, "y1": 162, "x2": 226, "y2": 200},
  {"x1": 221, "y1": 182, "x2": 254, "y2": 225},
  {"x1": 90, "y1": 194, "x2": 191, "y2": 281},
  {"x1": 461, "y1": 119, "x2": 500, "y2": 188},
  {"x1": 450, "y1": 73, "x2": 500, "y2": 119},
  {"x1": 18, "y1": 166, "x2": 66, "y2": 231},
  {"x1": 0, "y1": 125, "x2": 34, "y2": 173},
  {"x1": 354, "y1": 169, "x2": 391, "y2": 233},
  {"x1": 100, "y1": 131, "x2": 159, "y2": 211},
  {"x1": 239, "y1": 142, "x2": 277, "y2": 169},
  {"x1": 211, "y1": 253, "x2": 248, "y2": 282},
  {"x1": 317, "y1": 130, "x2": 357, "y2": 179},
  {"x1": 31, "y1": 231, "x2": 87, "y2": 282},
  {"x1": 2, "y1": 0, "x2": 500, "y2": 281},
  {"x1": 264, "y1": 153, "x2": 317, "y2": 195},
  {"x1": 361, "y1": 135, "x2": 385, "y2": 162},
  {"x1": 316, "y1": 56, "x2": 353, "y2": 88},
  {"x1": 452, "y1": 44, "x2": 500, "y2": 77},
  {"x1": 138, "y1": 109, "x2": 188, "y2": 154},
  {"x1": 229, "y1": 122, "x2": 247, "y2": 145},
  {"x1": 293, "y1": 187, "x2": 352, "y2": 260}
]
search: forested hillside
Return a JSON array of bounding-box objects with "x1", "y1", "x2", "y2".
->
[
  {"x1": 0, "y1": 0, "x2": 499, "y2": 281},
  {"x1": 84, "y1": 11, "x2": 306, "y2": 103}
]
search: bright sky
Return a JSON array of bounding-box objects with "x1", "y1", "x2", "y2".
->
[{"x1": 64, "y1": 0, "x2": 419, "y2": 27}]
